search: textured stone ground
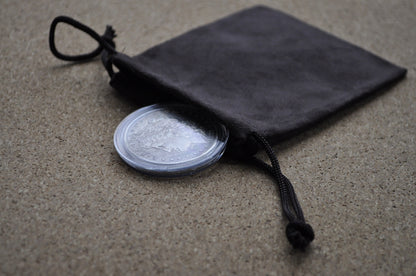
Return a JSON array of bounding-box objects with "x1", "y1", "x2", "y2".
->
[{"x1": 1, "y1": 0, "x2": 415, "y2": 275}]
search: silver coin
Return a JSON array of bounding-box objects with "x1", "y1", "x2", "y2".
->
[{"x1": 114, "y1": 103, "x2": 228, "y2": 176}]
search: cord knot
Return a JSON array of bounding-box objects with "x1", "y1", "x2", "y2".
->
[
  {"x1": 286, "y1": 221, "x2": 314, "y2": 250},
  {"x1": 102, "y1": 25, "x2": 116, "y2": 48}
]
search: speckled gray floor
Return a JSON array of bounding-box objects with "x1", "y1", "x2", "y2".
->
[{"x1": 1, "y1": 0, "x2": 415, "y2": 275}]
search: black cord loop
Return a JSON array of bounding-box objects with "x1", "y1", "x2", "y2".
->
[
  {"x1": 49, "y1": 16, "x2": 116, "y2": 62},
  {"x1": 48, "y1": 15, "x2": 313, "y2": 250},
  {"x1": 251, "y1": 132, "x2": 314, "y2": 249}
]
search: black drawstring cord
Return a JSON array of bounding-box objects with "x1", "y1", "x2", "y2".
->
[
  {"x1": 49, "y1": 16, "x2": 116, "y2": 76},
  {"x1": 251, "y1": 132, "x2": 314, "y2": 249},
  {"x1": 48, "y1": 15, "x2": 313, "y2": 250}
]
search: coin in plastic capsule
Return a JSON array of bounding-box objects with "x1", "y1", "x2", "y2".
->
[{"x1": 113, "y1": 103, "x2": 229, "y2": 177}]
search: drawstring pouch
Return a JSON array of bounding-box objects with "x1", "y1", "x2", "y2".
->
[{"x1": 49, "y1": 6, "x2": 407, "y2": 250}]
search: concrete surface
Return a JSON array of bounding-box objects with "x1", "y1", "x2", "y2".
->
[{"x1": 1, "y1": 0, "x2": 415, "y2": 275}]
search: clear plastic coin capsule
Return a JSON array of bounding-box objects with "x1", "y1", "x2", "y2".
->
[{"x1": 114, "y1": 103, "x2": 229, "y2": 177}]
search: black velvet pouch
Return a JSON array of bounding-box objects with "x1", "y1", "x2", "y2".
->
[{"x1": 49, "y1": 6, "x2": 407, "y2": 250}]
